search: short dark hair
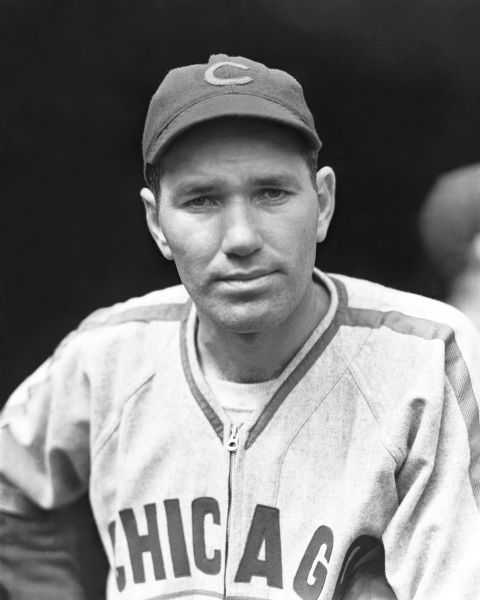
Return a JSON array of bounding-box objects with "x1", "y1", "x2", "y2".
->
[{"x1": 145, "y1": 146, "x2": 318, "y2": 206}]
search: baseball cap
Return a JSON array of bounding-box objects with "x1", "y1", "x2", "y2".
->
[{"x1": 142, "y1": 54, "x2": 321, "y2": 173}]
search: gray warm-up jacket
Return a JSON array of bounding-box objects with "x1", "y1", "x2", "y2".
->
[{"x1": 1, "y1": 270, "x2": 480, "y2": 599}]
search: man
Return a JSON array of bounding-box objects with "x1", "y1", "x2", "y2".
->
[{"x1": 1, "y1": 54, "x2": 480, "y2": 600}]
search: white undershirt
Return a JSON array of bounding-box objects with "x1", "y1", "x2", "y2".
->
[{"x1": 205, "y1": 376, "x2": 280, "y2": 426}]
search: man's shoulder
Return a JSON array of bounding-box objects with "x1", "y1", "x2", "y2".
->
[
  {"x1": 77, "y1": 283, "x2": 190, "y2": 333},
  {"x1": 49, "y1": 283, "x2": 191, "y2": 367},
  {"x1": 49, "y1": 285, "x2": 189, "y2": 360},
  {"x1": 329, "y1": 272, "x2": 472, "y2": 336}
]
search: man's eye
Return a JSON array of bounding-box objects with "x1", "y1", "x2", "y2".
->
[
  {"x1": 185, "y1": 197, "x2": 215, "y2": 209},
  {"x1": 257, "y1": 188, "x2": 288, "y2": 202}
]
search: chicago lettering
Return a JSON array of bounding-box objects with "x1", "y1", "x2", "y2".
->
[{"x1": 108, "y1": 497, "x2": 334, "y2": 600}]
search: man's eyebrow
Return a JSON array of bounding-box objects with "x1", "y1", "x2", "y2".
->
[
  {"x1": 250, "y1": 174, "x2": 300, "y2": 187},
  {"x1": 170, "y1": 179, "x2": 225, "y2": 197}
]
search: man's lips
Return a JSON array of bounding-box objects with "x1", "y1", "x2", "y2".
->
[
  {"x1": 213, "y1": 270, "x2": 279, "y2": 294},
  {"x1": 217, "y1": 269, "x2": 275, "y2": 282}
]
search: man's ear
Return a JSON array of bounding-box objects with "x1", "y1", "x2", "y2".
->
[
  {"x1": 140, "y1": 187, "x2": 173, "y2": 260},
  {"x1": 315, "y1": 166, "x2": 336, "y2": 243}
]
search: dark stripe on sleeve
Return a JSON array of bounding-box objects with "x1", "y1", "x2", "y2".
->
[
  {"x1": 79, "y1": 302, "x2": 187, "y2": 331},
  {"x1": 332, "y1": 276, "x2": 480, "y2": 508}
]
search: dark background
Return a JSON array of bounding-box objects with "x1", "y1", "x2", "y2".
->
[
  {"x1": 2, "y1": 0, "x2": 480, "y2": 400},
  {"x1": 1, "y1": 1, "x2": 480, "y2": 595},
  {"x1": 2, "y1": 0, "x2": 480, "y2": 401}
]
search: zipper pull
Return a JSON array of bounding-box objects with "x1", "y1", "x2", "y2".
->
[{"x1": 227, "y1": 424, "x2": 239, "y2": 452}]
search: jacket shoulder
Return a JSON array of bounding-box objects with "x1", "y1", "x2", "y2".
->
[
  {"x1": 77, "y1": 283, "x2": 190, "y2": 333},
  {"x1": 330, "y1": 273, "x2": 472, "y2": 335}
]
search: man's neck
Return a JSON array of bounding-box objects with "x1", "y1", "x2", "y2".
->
[{"x1": 196, "y1": 279, "x2": 330, "y2": 383}]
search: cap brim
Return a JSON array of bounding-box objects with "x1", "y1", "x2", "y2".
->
[{"x1": 145, "y1": 93, "x2": 321, "y2": 165}]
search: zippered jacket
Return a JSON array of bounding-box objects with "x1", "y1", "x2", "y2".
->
[{"x1": 1, "y1": 270, "x2": 480, "y2": 600}]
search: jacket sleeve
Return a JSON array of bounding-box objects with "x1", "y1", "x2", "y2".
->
[
  {"x1": 383, "y1": 317, "x2": 480, "y2": 599},
  {"x1": 0, "y1": 332, "x2": 93, "y2": 598}
]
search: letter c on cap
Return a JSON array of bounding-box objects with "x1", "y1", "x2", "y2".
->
[{"x1": 204, "y1": 61, "x2": 253, "y2": 86}]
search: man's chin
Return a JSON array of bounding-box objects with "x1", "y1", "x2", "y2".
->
[{"x1": 205, "y1": 300, "x2": 290, "y2": 334}]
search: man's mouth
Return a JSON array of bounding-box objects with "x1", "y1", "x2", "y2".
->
[
  {"x1": 218, "y1": 269, "x2": 275, "y2": 282},
  {"x1": 215, "y1": 270, "x2": 278, "y2": 293}
]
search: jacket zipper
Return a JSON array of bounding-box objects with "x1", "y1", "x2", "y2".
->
[{"x1": 224, "y1": 423, "x2": 239, "y2": 598}]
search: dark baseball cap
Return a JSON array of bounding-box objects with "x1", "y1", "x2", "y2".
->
[{"x1": 142, "y1": 54, "x2": 321, "y2": 173}]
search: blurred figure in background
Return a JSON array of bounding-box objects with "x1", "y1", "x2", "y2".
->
[{"x1": 419, "y1": 164, "x2": 480, "y2": 331}]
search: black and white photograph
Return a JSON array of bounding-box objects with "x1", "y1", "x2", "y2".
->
[{"x1": 1, "y1": 2, "x2": 480, "y2": 599}]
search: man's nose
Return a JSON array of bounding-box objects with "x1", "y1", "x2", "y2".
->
[{"x1": 221, "y1": 199, "x2": 263, "y2": 257}]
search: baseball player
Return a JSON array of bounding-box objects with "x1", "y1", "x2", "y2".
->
[{"x1": 1, "y1": 54, "x2": 480, "y2": 600}]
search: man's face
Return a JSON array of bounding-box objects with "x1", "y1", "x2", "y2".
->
[{"x1": 145, "y1": 119, "x2": 334, "y2": 333}]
